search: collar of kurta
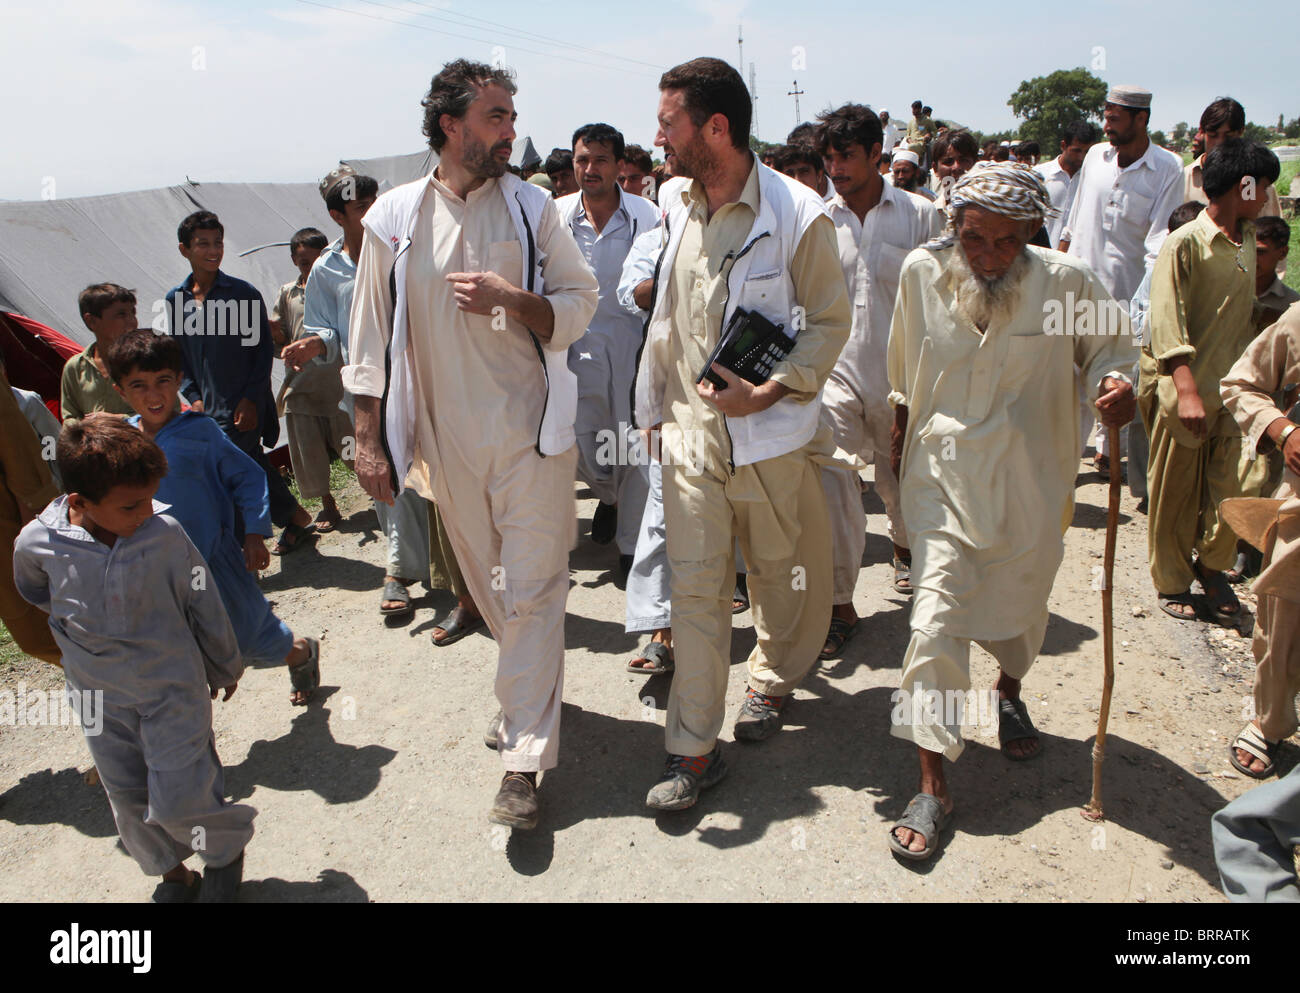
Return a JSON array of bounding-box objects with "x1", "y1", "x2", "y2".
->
[
  {"x1": 39, "y1": 496, "x2": 173, "y2": 543},
  {"x1": 1101, "y1": 140, "x2": 1161, "y2": 173},
  {"x1": 1191, "y1": 206, "x2": 1253, "y2": 250},
  {"x1": 680, "y1": 155, "x2": 761, "y2": 216},
  {"x1": 827, "y1": 177, "x2": 903, "y2": 219},
  {"x1": 573, "y1": 188, "x2": 632, "y2": 229}
]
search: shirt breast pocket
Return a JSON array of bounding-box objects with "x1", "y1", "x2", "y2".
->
[
  {"x1": 739, "y1": 267, "x2": 785, "y2": 322},
  {"x1": 1003, "y1": 332, "x2": 1056, "y2": 392},
  {"x1": 486, "y1": 240, "x2": 523, "y2": 288}
]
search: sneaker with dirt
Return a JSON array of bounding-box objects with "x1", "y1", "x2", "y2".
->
[
  {"x1": 645, "y1": 746, "x2": 727, "y2": 811},
  {"x1": 488, "y1": 771, "x2": 539, "y2": 830},
  {"x1": 484, "y1": 709, "x2": 503, "y2": 750},
  {"x1": 733, "y1": 685, "x2": 787, "y2": 741}
]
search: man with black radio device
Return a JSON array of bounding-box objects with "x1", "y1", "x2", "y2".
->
[{"x1": 635, "y1": 57, "x2": 850, "y2": 812}]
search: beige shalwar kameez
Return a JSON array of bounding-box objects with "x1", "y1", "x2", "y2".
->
[
  {"x1": 657, "y1": 165, "x2": 851, "y2": 756},
  {"x1": 1221, "y1": 303, "x2": 1300, "y2": 742},
  {"x1": 1139, "y1": 210, "x2": 1263, "y2": 595},
  {"x1": 887, "y1": 243, "x2": 1137, "y2": 759},
  {"x1": 347, "y1": 175, "x2": 598, "y2": 772}
]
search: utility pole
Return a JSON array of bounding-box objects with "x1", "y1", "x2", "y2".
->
[
  {"x1": 750, "y1": 63, "x2": 760, "y2": 141},
  {"x1": 737, "y1": 24, "x2": 743, "y2": 74},
  {"x1": 788, "y1": 80, "x2": 804, "y2": 125}
]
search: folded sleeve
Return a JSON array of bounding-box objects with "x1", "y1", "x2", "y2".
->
[
  {"x1": 342, "y1": 228, "x2": 396, "y2": 399},
  {"x1": 1146, "y1": 236, "x2": 1197, "y2": 372},
  {"x1": 1222, "y1": 306, "x2": 1300, "y2": 456},
  {"x1": 535, "y1": 196, "x2": 599, "y2": 352},
  {"x1": 303, "y1": 259, "x2": 343, "y2": 365},
  {"x1": 618, "y1": 226, "x2": 662, "y2": 315},
  {"x1": 767, "y1": 214, "x2": 851, "y2": 402}
]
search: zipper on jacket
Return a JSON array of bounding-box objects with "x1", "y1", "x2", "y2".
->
[
  {"x1": 379, "y1": 240, "x2": 410, "y2": 494},
  {"x1": 516, "y1": 191, "x2": 550, "y2": 459},
  {"x1": 716, "y1": 230, "x2": 771, "y2": 477}
]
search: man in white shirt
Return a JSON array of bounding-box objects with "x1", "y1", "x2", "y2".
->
[
  {"x1": 1059, "y1": 85, "x2": 1183, "y2": 468},
  {"x1": 1184, "y1": 97, "x2": 1282, "y2": 218},
  {"x1": 347, "y1": 60, "x2": 599, "y2": 831},
  {"x1": 880, "y1": 108, "x2": 900, "y2": 156},
  {"x1": 816, "y1": 103, "x2": 942, "y2": 660},
  {"x1": 1034, "y1": 121, "x2": 1095, "y2": 249},
  {"x1": 892, "y1": 149, "x2": 935, "y2": 201},
  {"x1": 559, "y1": 124, "x2": 660, "y2": 579}
]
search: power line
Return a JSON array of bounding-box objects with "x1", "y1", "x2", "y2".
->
[
  {"x1": 398, "y1": 0, "x2": 666, "y2": 72},
  {"x1": 293, "y1": 0, "x2": 660, "y2": 79}
]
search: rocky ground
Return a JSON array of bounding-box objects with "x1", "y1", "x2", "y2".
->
[{"x1": 0, "y1": 463, "x2": 1292, "y2": 902}]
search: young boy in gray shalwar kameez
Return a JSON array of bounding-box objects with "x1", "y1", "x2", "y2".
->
[{"x1": 12, "y1": 414, "x2": 255, "y2": 903}]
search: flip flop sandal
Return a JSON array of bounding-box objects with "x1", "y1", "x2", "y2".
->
[
  {"x1": 379, "y1": 579, "x2": 413, "y2": 616},
  {"x1": 819, "y1": 617, "x2": 858, "y2": 659},
  {"x1": 151, "y1": 871, "x2": 202, "y2": 903},
  {"x1": 1158, "y1": 591, "x2": 1199, "y2": 622},
  {"x1": 998, "y1": 697, "x2": 1042, "y2": 761},
  {"x1": 1228, "y1": 722, "x2": 1278, "y2": 779},
  {"x1": 1197, "y1": 568, "x2": 1241, "y2": 621},
  {"x1": 313, "y1": 510, "x2": 342, "y2": 534},
  {"x1": 288, "y1": 638, "x2": 321, "y2": 706},
  {"x1": 627, "y1": 641, "x2": 674, "y2": 674},
  {"x1": 732, "y1": 575, "x2": 750, "y2": 615},
  {"x1": 892, "y1": 557, "x2": 913, "y2": 595},
  {"x1": 431, "y1": 605, "x2": 485, "y2": 647},
  {"x1": 888, "y1": 792, "x2": 953, "y2": 862},
  {"x1": 272, "y1": 521, "x2": 316, "y2": 555}
]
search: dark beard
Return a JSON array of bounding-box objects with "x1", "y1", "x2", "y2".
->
[{"x1": 464, "y1": 134, "x2": 510, "y2": 179}]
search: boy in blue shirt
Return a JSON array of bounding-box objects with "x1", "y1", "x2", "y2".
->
[
  {"x1": 107, "y1": 329, "x2": 321, "y2": 705},
  {"x1": 12, "y1": 414, "x2": 254, "y2": 902}
]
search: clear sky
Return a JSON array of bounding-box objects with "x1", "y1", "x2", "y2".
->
[{"x1": 3, "y1": 0, "x2": 1294, "y2": 200}]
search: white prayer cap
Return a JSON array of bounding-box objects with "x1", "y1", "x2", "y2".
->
[{"x1": 893, "y1": 149, "x2": 920, "y2": 166}]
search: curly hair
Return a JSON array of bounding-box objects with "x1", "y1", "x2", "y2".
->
[{"x1": 421, "y1": 59, "x2": 517, "y2": 154}]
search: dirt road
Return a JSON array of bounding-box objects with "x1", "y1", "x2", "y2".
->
[{"x1": 0, "y1": 466, "x2": 1282, "y2": 902}]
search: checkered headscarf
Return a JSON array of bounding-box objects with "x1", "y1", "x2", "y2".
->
[{"x1": 949, "y1": 161, "x2": 1056, "y2": 223}]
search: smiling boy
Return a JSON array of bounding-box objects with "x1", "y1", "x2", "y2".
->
[
  {"x1": 108, "y1": 329, "x2": 321, "y2": 706},
  {"x1": 165, "y1": 210, "x2": 315, "y2": 553}
]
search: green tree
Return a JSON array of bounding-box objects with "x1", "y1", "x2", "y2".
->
[
  {"x1": 1243, "y1": 121, "x2": 1271, "y2": 144},
  {"x1": 1171, "y1": 121, "x2": 1189, "y2": 151},
  {"x1": 1008, "y1": 67, "x2": 1107, "y2": 148},
  {"x1": 1150, "y1": 130, "x2": 1168, "y2": 149}
]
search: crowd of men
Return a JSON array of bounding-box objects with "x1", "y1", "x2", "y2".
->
[{"x1": 2, "y1": 55, "x2": 1298, "y2": 900}]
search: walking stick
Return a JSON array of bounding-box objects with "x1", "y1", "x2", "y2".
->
[{"x1": 1083, "y1": 425, "x2": 1122, "y2": 822}]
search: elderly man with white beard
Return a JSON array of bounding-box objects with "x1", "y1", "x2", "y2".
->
[{"x1": 884, "y1": 163, "x2": 1138, "y2": 862}]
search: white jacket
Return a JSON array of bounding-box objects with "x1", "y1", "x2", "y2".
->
[
  {"x1": 634, "y1": 164, "x2": 832, "y2": 467},
  {"x1": 358, "y1": 172, "x2": 582, "y2": 492}
]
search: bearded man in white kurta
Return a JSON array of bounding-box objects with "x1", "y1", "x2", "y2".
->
[
  {"x1": 885, "y1": 163, "x2": 1137, "y2": 862},
  {"x1": 346, "y1": 61, "x2": 598, "y2": 832}
]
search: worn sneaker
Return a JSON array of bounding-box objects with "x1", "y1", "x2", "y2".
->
[
  {"x1": 733, "y1": 685, "x2": 787, "y2": 742},
  {"x1": 645, "y1": 746, "x2": 727, "y2": 811},
  {"x1": 488, "y1": 771, "x2": 539, "y2": 830},
  {"x1": 484, "y1": 709, "x2": 503, "y2": 750}
]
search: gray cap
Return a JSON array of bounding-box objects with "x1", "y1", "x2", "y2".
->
[
  {"x1": 526, "y1": 172, "x2": 554, "y2": 192},
  {"x1": 1105, "y1": 85, "x2": 1152, "y2": 110},
  {"x1": 319, "y1": 163, "x2": 358, "y2": 202}
]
